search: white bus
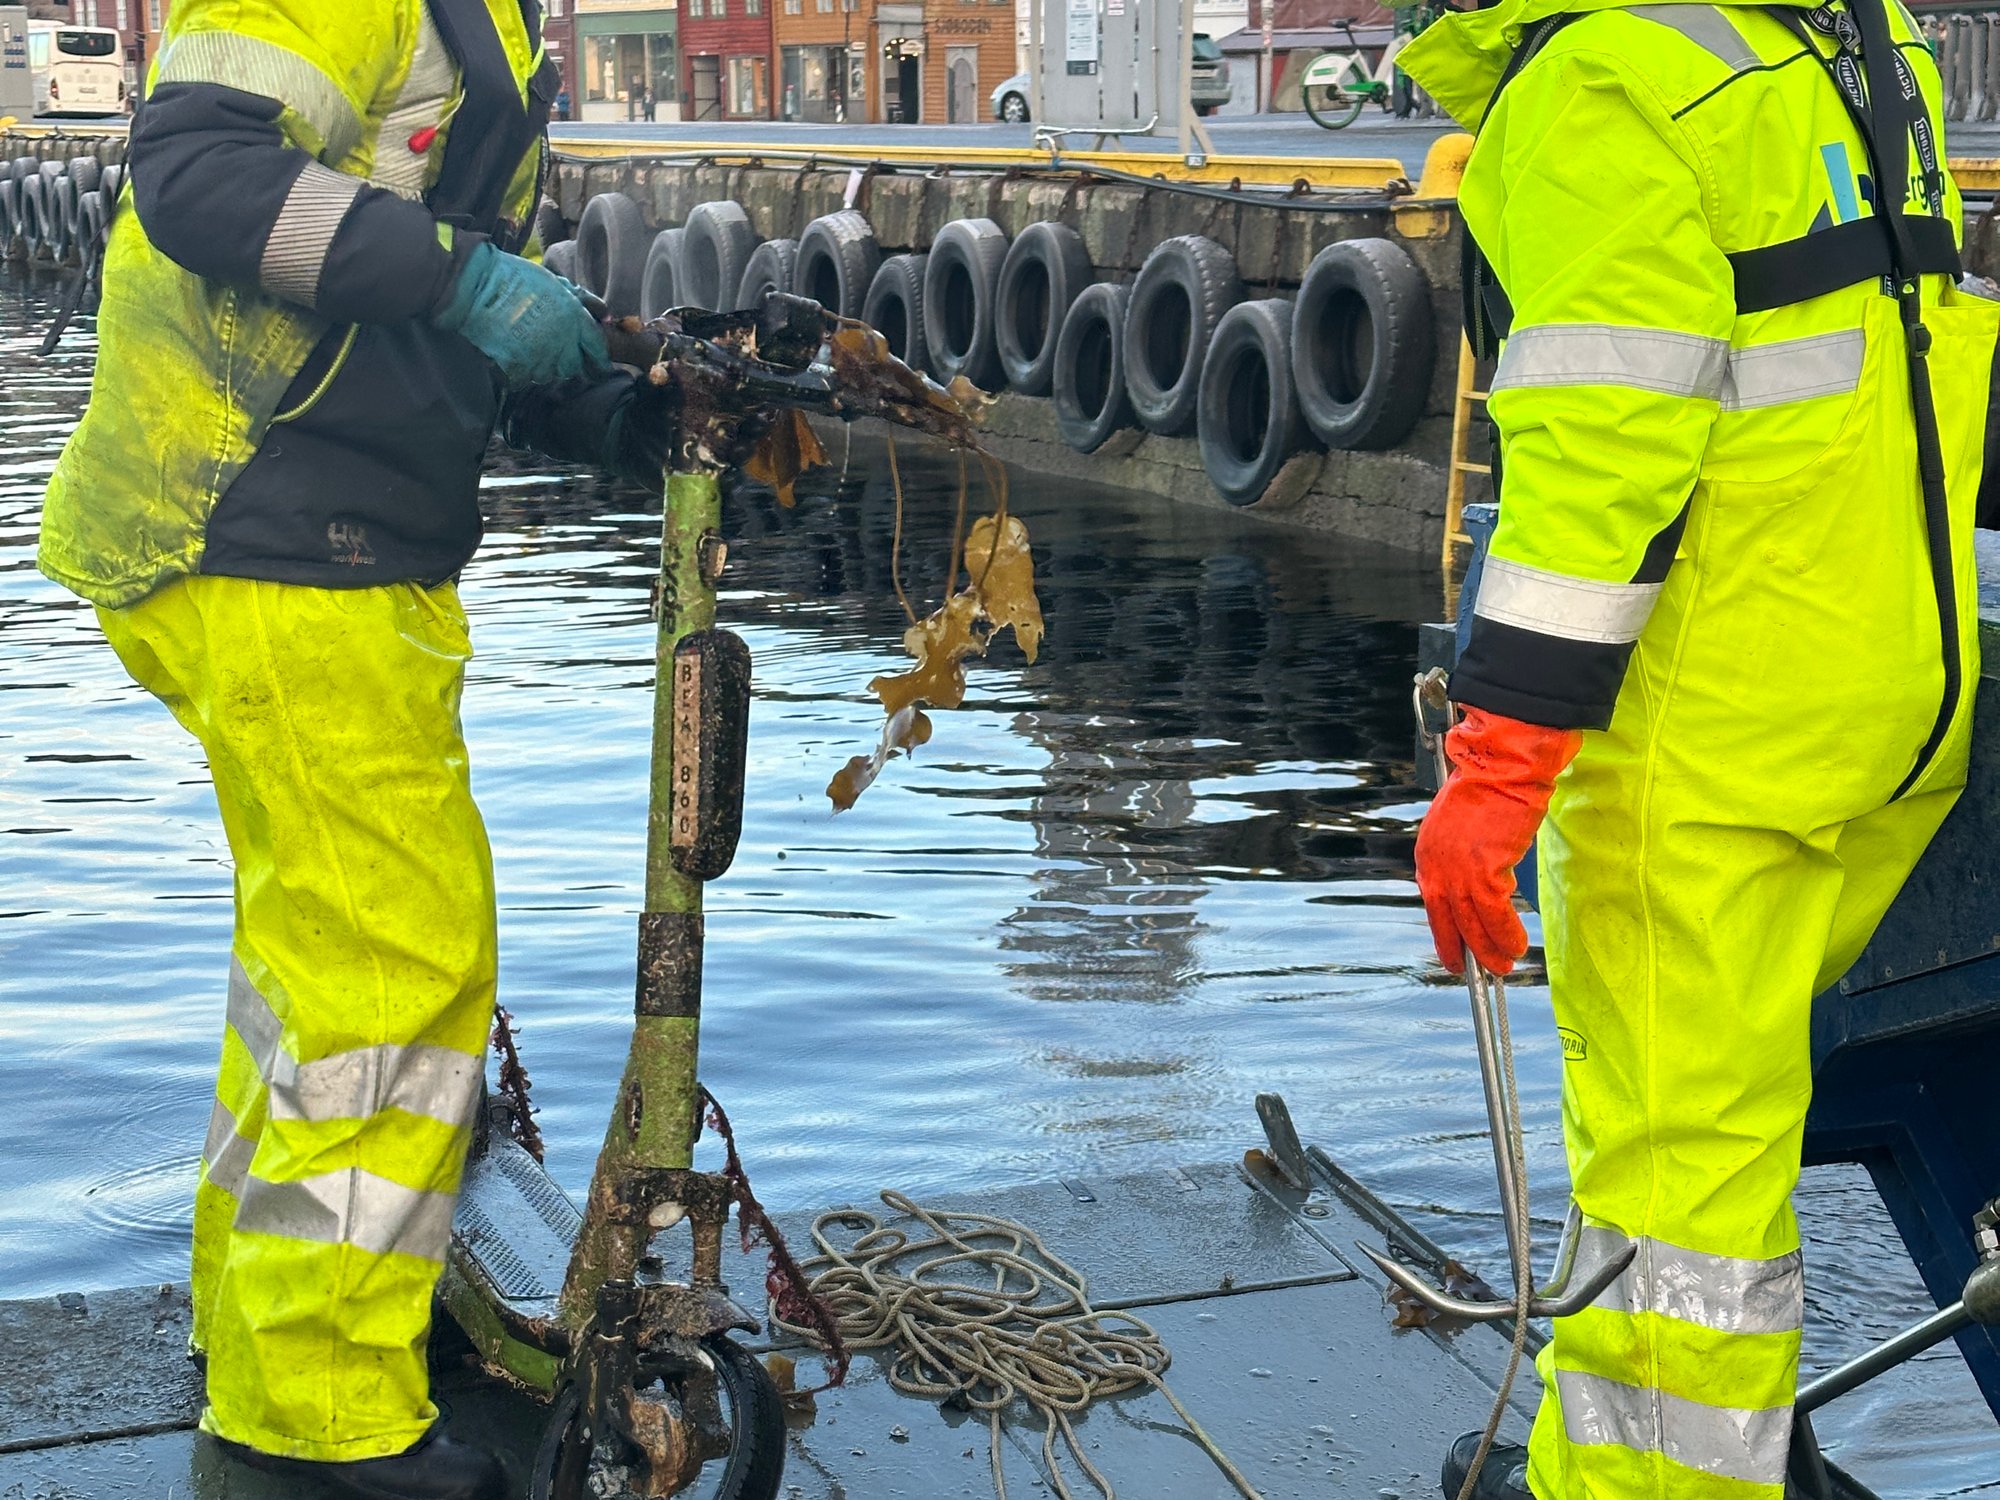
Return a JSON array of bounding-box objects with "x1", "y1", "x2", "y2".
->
[{"x1": 28, "y1": 21, "x2": 124, "y2": 118}]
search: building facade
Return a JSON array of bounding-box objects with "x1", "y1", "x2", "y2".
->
[
  {"x1": 544, "y1": 0, "x2": 579, "y2": 119},
  {"x1": 576, "y1": 0, "x2": 679, "y2": 120},
  {"x1": 919, "y1": 0, "x2": 1010, "y2": 123},
  {"x1": 679, "y1": 0, "x2": 771, "y2": 120},
  {"x1": 771, "y1": 0, "x2": 867, "y2": 123}
]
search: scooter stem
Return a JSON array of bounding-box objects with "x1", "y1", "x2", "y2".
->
[{"x1": 559, "y1": 469, "x2": 723, "y2": 1327}]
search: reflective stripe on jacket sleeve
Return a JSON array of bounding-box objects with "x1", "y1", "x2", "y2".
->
[{"x1": 1451, "y1": 46, "x2": 1734, "y2": 729}]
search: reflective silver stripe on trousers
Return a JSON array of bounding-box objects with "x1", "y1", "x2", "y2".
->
[
  {"x1": 1556, "y1": 1368, "x2": 1791, "y2": 1487},
  {"x1": 1720, "y1": 330, "x2": 1866, "y2": 411},
  {"x1": 1579, "y1": 1226, "x2": 1804, "y2": 1335},
  {"x1": 1626, "y1": 4, "x2": 1762, "y2": 71},
  {"x1": 268, "y1": 1043, "x2": 482, "y2": 1128},
  {"x1": 1493, "y1": 324, "x2": 1731, "y2": 399},
  {"x1": 154, "y1": 31, "x2": 365, "y2": 161},
  {"x1": 228, "y1": 959, "x2": 483, "y2": 1126},
  {"x1": 233, "y1": 1167, "x2": 457, "y2": 1262},
  {"x1": 201, "y1": 1098, "x2": 255, "y2": 1200},
  {"x1": 1473, "y1": 558, "x2": 1663, "y2": 646},
  {"x1": 261, "y1": 162, "x2": 363, "y2": 308}
]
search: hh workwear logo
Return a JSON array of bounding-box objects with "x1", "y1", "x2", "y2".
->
[
  {"x1": 1558, "y1": 1027, "x2": 1588, "y2": 1062},
  {"x1": 328, "y1": 522, "x2": 376, "y2": 567}
]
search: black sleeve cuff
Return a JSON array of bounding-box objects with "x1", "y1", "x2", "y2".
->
[
  {"x1": 1449, "y1": 616, "x2": 1628, "y2": 731},
  {"x1": 501, "y1": 373, "x2": 636, "y2": 467}
]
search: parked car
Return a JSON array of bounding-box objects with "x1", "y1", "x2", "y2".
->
[
  {"x1": 992, "y1": 72, "x2": 1030, "y2": 123},
  {"x1": 1191, "y1": 33, "x2": 1232, "y2": 115},
  {"x1": 993, "y1": 36, "x2": 1227, "y2": 123}
]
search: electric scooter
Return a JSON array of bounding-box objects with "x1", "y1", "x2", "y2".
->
[{"x1": 438, "y1": 293, "x2": 984, "y2": 1500}]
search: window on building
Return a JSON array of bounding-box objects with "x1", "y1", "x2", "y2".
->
[
  {"x1": 688, "y1": 0, "x2": 704, "y2": 18},
  {"x1": 815, "y1": 0, "x2": 831, "y2": 12},
  {"x1": 785, "y1": 0, "x2": 801, "y2": 12},
  {"x1": 547, "y1": 0, "x2": 564, "y2": 13},
  {"x1": 746, "y1": 0, "x2": 760, "y2": 14},
  {"x1": 149, "y1": 0, "x2": 160, "y2": 26}
]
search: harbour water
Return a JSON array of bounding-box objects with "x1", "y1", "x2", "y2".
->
[{"x1": 0, "y1": 275, "x2": 1993, "y2": 1494}]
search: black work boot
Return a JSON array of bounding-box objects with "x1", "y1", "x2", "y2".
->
[
  {"x1": 214, "y1": 1424, "x2": 506, "y2": 1500},
  {"x1": 1441, "y1": 1431, "x2": 1534, "y2": 1499}
]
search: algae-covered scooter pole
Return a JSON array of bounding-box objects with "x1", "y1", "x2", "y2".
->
[
  {"x1": 439, "y1": 292, "x2": 976, "y2": 1499},
  {"x1": 528, "y1": 451, "x2": 778, "y2": 1500}
]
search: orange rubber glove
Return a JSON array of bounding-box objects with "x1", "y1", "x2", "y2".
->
[{"x1": 1414, "y1": 706, "x2": 1582, "y2": 976}]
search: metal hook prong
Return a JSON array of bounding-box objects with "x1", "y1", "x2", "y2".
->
[{"x1": 1358, "y1": 1235, "x2": 1636, "y2": 1323}]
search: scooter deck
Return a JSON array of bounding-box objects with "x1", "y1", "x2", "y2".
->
[{"x1": 452, "y1": 1129, "x2": 584, "y2": 1323}]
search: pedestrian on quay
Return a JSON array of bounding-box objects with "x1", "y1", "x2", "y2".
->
[
  {"x1": 628, "y1": 70, "x2": 643, "y2": 119},
  {"x1": 35, "y1": 1, "x2": 675, "y2": 1496},
  {"x1": 1401, "y1": 0, "x2": 1995, "y2": 1495},
  {"x1": 643, "y1": 82, "x2": 657, "y2": 121}
]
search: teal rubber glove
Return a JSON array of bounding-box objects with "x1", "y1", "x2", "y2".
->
[{"x1": 433, "y1": 241, "x2": 609, "y2": 391}]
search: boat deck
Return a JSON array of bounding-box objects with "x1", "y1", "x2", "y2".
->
[{"x1": 0, "y1": 1141, "x2": 1536, "y2": 1499}]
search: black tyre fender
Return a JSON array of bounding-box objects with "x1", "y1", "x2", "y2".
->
[
  {"x1": 863, "y1": 252, "x2": 929, "y2": 372},
  {"x1": 1290, "y1": 236, "x2": 1434, "y2": 451},
  {"x1": 1053, "y1": 281, "x2": 1136, "y2": 455},
  {"x1": 7, "y1": 156, "x2": 35, "y2": 189},
  {"x1": 40, "y1": 161, "x2": 72, "y2": 265},
  {"x1": 793, "y1": 210, "x2": 879, "y2": 319},
  {"x1": 640, "y1": 226, "x2": 685, "y2": 318},
  {"x1": 543, "y1": 238, "x2": 579, "y2": 282},
  {"x1": 0, "y1": 179, "x2": 17, "y2": 246},
  {"x1": 737, "y1": 236, "x2": 798, "y2": 309},
  {"x1": 681, "y1": 200, "x2": 759, "y2": 311},
  {"x1": 995, "y1": 221, "x2": 1093, "y2": 396},
  {"x1": 575, "y1": 191, "x2": 651, "y2": 316},
  {"x1": 66, "y1": 155, "x2": 100, "y2": 213},
  {"x1": 20, "y1": 171, "x2": 49, "y2": 259},
  {"x1": 533, "y1": 196, "x2": 566, "y2": 253},
  {"x1": 1123, "y1": 234, "x2": 1243, "y2": 436},
  {"x1": 97, "y1": 162, "x2": 123, "y2": 213},
  {"x1": 530, "y1": 1335, "x2": 785, "y2": 1500},
  {"x1": 922, "y1": 217, "x2": 1007, "y2": 390},
  {"x1": 79, "y1": 190, "x2": 108, "y2": 259},
  {"x1": 1198, "y1": 298, "x2": 1305, "y2": 506}
]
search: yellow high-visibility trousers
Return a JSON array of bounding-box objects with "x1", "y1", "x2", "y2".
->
[
  {"x1": 97, "y1": 574, "x2": 497, "y2": 1462},
  {"x1": 1522, "y1": 297, "x2": 1986, "y2": 1498}
]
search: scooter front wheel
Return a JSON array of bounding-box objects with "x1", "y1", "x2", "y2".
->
[
  {"x1": 1302, "y1": 86, "x2": 1365, "y2": 129},
  {"x1": 531, "y1": 1334, "x2": 786, "y2": 1500}
]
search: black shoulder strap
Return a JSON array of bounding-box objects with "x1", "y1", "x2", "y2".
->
[
  {"x1": 1461, "y1": 14, "x2": 1575, "y2": 359},
  {"x1": 426, "y1": 0, "x2": 556, "y2": 248}
]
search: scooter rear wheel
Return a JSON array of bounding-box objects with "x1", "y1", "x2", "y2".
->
[
  {"x1": 531, "y1": 1334, "x2": 785, "y2": 1500},
  {"x1": 1302, "y1": 85, "x2": 1365, "y2": 129}
]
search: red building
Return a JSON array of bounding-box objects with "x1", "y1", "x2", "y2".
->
[{"x1": 679, "y1": 0, "x2": 772, "y2": 121}]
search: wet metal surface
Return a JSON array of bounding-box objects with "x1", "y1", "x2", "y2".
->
[
  {"x1": 3, "y1": 274, "x2": 1997, "y2": 1493},
  {"x1": 0, "y1": 1156, "x2": 1519, "y2": 1500}
]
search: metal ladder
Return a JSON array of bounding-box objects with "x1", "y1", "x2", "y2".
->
[{"x1": 1443, "y1": 332, "x2": 1492, "y2": 571}]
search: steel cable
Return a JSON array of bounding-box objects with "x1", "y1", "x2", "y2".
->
[{"x1": 771, "y1": 1190, "x2": 1265, "y2": 1500}]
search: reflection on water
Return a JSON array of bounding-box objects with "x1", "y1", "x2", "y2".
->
[{"x1": 0, "y1": 273, "x2": 1993, "y2": 1493}]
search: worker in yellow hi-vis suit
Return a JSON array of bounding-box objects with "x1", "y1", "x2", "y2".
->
[
  {"x1": 1402, "y1": 0, "x2": 1996, "y2": 1495},
  {"x1": 39, "y1": 2, "x2": 670, "y2": 1495}
]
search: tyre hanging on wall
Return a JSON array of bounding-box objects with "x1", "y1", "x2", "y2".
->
[
  {"x1": 575, "y1": 191, "x2": 651, "y2": 316},
  {"x1": 1198, "y1": 299, "x2": 1304, "y2": 507},
  {"x1": 543, "y1": 238, "x2": 579, "y2": 281},
  {"x1": 41, "y1": 161, "x2": 73, "y2": 266},
  {"x1": 533, "y1": 197, "x2": 567, "y2": 254},
  {"x1": 738, "y1": 237, "x2": 798, "y2": 307},
  {"x1": 1123, "y1": 234, "x2": 1243, "y2": 436},
  {"x1": 20, "y1": 168, "x2": 51, "y2": 263},
  {"x1": 922, "y1": 217, "x2": 1008, "y2": 390},
  {"x1": 793, "y1": 210, "x2": 879, "y2": 319},
  {"x1": 0, "y1": 179, "x2": 17, "y2": 251},
  {"x1": 640, "y1": 227, "x2": 685, "y2": 319},
  {"x1": 681, "y1": 200, "x2": 759, "y2": 311},
  {"x1": 863, "y1": 252, "x2": 929, "y2": 372},
  {"x1": 1053, "y1": 281, "x2": 1136, "y2": 455},
  {"x1": 1290, "y1": 237, "x2": 1433, "y2": 451},
  {"x1": 995, "y1": 221, "x2": 1094, "y2": 396}
]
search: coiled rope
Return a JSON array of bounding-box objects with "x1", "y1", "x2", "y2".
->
[{"x1": 771, "y1": 1190, "x2": 1265, "y2": 1500}]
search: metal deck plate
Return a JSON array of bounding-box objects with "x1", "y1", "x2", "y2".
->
[
  {"x1": 722, "y1": 1159, "x2": 1357, "y2": 1339},
  {"x1": 451, "y1": 1133, "x2": 584, "y2": 1319},
  {"x1": 0, "y1": 1284, "x2": 200, "y2": 1458}
]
